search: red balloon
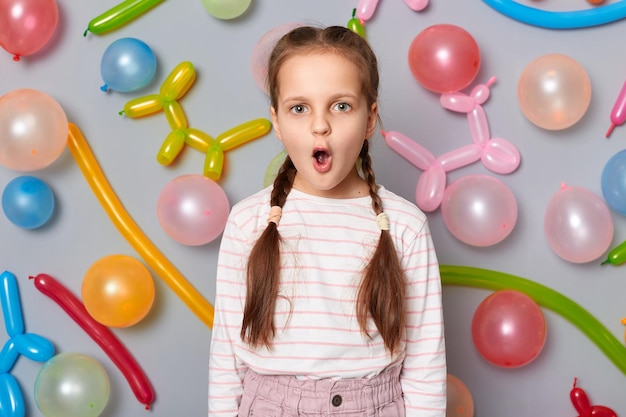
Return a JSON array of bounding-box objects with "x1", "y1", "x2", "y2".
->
[
  {"x1": 408, "y1": 24, "x2": 480, "y2": 93},
  {"x1": 471, "y1": 290, "x2": 546, "y2": 368},
  {"x1": 570, "y1": 378, "x2": 617, "y2": 417},
  {"x1": 0, "y1": 0, "x2": 59, "y2": 60}
]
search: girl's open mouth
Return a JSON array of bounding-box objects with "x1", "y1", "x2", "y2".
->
[{"x1": 313, "y1": 149, "x2": 331, "y2": 173}]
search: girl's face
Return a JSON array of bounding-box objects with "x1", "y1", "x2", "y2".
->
[{"x1": 270, "y1": 52, "x2": 378, "y2": 199}]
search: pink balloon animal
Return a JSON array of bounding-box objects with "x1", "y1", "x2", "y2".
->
[
  {"x1": 383, "y1": 77, "x2": 520, "y2": 212},
  {"x1": 355, "y1": 0, "x2": 428, "y2": 23},
  {"x1": 440, "y1": 76, "x2": 520, "y2": 175}
]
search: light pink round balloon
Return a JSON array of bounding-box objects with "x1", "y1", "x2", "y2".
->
[
  {"x1": 441, "y1": 175, "x2": 517, "y2": 247},
  {"x1": 518, "y1": 54, "x2": 591, "y2": 130},
  {"x1": 250, "y1": 22, "x2": 303, "y2": 94},
  {"x1": 0, "y1": 0, "x2": 59, "y2": 59},
  {"x1": 0, "y1": 89, "x2": 68, "y2": 171},
  {"x1": 157, "y1": 175, "x2": 230, "y2": 246},
  {"x1": 447, "y1": 374, "x2": 474, "y2": 417},
  {"x1": 544, "y1": 184, "x2": 613, "y2": 263},
  {"x1": 472, "y1": 290, "x2": 546, "y2": 368},
  {"x1": 408, "y1": 24, "x2": 480, "y2": 94}
]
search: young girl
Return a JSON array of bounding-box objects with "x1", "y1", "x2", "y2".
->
[{"x1": 209, "y1": 25, "x2": 446, "y2": 417}]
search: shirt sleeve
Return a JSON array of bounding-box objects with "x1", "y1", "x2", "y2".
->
[
  {"x1": 400, "y1": 219, "x2": 447, "y2": 416},
  {"x1": 208, "y1": 217, "x2": 249, "y2": 417}
]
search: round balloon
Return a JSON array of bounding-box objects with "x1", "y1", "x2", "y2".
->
[
  {"x1": 472, "y1": 290, "x2": 547, "y2": 368},
  {"x1": 81, "y1": 254, "x2": 155, "y2": 328},
  {"x1": 601, "y1": 149, "x2": 626, "y2": 215},
  {"x1": 157, "y1": 174, "x2": 230, "y2": 246},
  {"x1": 2, "y1": 175, "x2": 55, "y2": 229},
  {"x1": 0, "y1": 0, "x2": 58, "y2": 59},
  {"x1": 447, "y1": 374, "x2": 474, "y2": 417},
  {"x1": 0, "y1": 89, "x2": 68, "y2": 171},
  {"x1": 518, "y1": 53, "x2": 591, "y2": 130},
  {"x1": 251, "y1": 23, "x2": 303, "y2": 94},
  {"x1": 441, "y1": 175, "x2": 518, "y2": 247},
  {"x1": 100, "y1": 37, "x2": 157, "y2": 93},
  {"x1": 200, "y1": 0, "x2": 251, "y2": 19},
  {"x1": 544, "y1": 184, "x2": 613, "y2": 263},
  {"x1": 264, "y1": 150, "x2": 288, "y2": 187},
  {"x1": 35, "y1": 352, "x2": 110, "y2": 417},
  {"x1": 408, "y1": 24, "x2": 480, "y2": 93}
]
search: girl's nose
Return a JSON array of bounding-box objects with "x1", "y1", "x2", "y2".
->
[{"x1": 311, "y1": 113, "x2": 331, "y2": 135}]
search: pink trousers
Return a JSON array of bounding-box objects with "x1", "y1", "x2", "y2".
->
[{"x1": 238, "y1": 366, "x2": 405, "y2": 417}]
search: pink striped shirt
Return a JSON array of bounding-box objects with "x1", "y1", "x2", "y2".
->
[{"x1": 208, "y1": 186, "x2": 446, "y2": 416}]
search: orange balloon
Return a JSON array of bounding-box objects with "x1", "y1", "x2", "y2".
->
[
  {"x1": 518, "y1": 53, "x2": 591, "y2": 130},
  {"x1": 82, "y1": 255, "x2": 155, "y2": 328},
  {"x1": 446, "y1": 374, "x2": 474, "y2": 417}
]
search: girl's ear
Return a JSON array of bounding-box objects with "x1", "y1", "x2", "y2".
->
[
  {"x1": 270, "y1": 106, "x2": 283, "y2": 142},
  {"x1": 365, "y1": 102, "x2": 378, "y2": 138}
]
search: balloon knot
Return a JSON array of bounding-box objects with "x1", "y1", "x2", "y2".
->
[
  {"x1": 83, "y1": 29, "x2": 89, "y2": 37},
  {"x1": 12, "y1": 55, "x2": 20, "y2": 62},
  {"x1": 100, "y1": 85, "x2": 108, "y2": 92},
  {"x1": 560, "y1": 182, "x2": 567, "y2": 190},
  {"x1": 380, "y1": 129, "x2": 387, "y2": 137}
]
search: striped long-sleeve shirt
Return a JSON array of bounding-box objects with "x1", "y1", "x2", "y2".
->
[{"x1": 208, "y1": 185, "x2": 446, "y2": 416}]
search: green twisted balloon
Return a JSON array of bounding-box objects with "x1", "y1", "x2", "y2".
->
[{"x1": 440, "y1": 265, "x2": 626, "y2": 375}]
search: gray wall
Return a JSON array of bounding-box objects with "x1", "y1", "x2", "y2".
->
[{"x1": 1, "y1": 1, "x2": 624, "y2": 416}]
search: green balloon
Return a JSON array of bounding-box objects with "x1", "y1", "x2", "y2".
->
[
  {"x1": 200, "y1": 0, "x2": 252, "y2": 20},
  {"x1": 264, "y1": 150, "x2": 288, "y2": 188},
  {"x1": 35, "y1": 352, "x2": 110, "y2": 417},
  {"x1": 440, "y1": 265, "x2": 626, "y2": 376}
]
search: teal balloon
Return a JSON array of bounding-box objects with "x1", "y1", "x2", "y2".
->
[
  {"x1": 35, "y1": 353, "x2": 110, "y2": 417},
  {"x1": 601, "y1": 149, "x2": 626, "y2": 215},
  {"x1": 2, "y1": 175, "x2": 55, "y2": 229},
  {"x1": 201, "y1": 0, "x2": 252, "y2": 19},
  {"x1": 100, "y1": 37, "x2": 157, "y2": 92}
]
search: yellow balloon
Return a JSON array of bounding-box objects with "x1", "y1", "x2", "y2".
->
[
  {"x1": 82, "y1": 254, "x2": 155, "y2": 328},
  {"x1": 67, "y1": 123, "x2": 214, "y2": 328},
  {"x1": 120, "y1": 94, "x2": 164, "y2": 118},
  {"x1": 518, "y1": 53, "x2": 591, "y2": 130},
  {"x1": 159, "y1": 61, "x2": 196, "y2": 101}
]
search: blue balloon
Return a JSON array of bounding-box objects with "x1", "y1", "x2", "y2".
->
[
  {"x1": 2, "y1": 176, "x2": 55, "y2": 229},
  {"x1": 0, "y1": 373, "x2": 24, "y2": 417},
  {"x1": 0, "y1": 272, "x2": 24, "y2": 337},
  {"x1": 100, "y1": 37, "x2": 157, "y2": 93},
  {"x1": 482, "y1": 0, "x2": 626, "y2": 29},
  {"x1": 601, "y1": 149, "x2": 626, "y2": 215}
]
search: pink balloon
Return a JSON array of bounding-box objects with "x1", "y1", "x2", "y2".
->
[
  {"x1": 441, "y1": 175, "x2": 517, "y2": 246},
  {"x1": 472, "y1": 290, "x2": 547, "y2": 368},
  {"x1": 408, "y1": 24, "x2": 480, "y2": 93},
  {"x1": 157, "y1": 174, "x2": 230, "y2": 246},
  {"x1": 447, "y1": 374, "x2": 474, "y2": 417},
  {"x1": 544, "y1": 184, "x2": 613, "y2": 263},
  {"x1": 0, "y1": 0, "x2": 58, "y2": 60},
  {"x1": 0, "y1": 89, "x2": 68, "y2": 171},
  {"x1": 416, "y1": 165, "x2": 446, "y2": 212},
  {"x1": 250, "y1": 22, "x2": 302, "y2": 94},
  {"x1": 518, "y1": 54, "x2": 591, "y2": 130}
]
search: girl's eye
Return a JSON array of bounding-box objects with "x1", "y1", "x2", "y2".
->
[
  {"x1": 290, "y1": 105, "x2": 307, "y2": 114},
  {"x1": 334, "y1": 102, "x2": 351, "y2": 112}
]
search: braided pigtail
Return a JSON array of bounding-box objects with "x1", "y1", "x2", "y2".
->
[
  {"x1": 240, "y1": 157, "x2": 296, "y2": 348},
  {"x1": 356, "y1": 141, "x2": 407, "y2": 354}
]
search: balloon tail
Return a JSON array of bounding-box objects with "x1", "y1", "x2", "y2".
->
[
  {"x1": 606, "y1": 123, "x2": 616, "y2": 138},
  {"x1": 83, "y1": 29, "x2": 89, "y2": 37}
]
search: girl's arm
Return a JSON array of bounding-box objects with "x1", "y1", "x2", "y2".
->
[
  {"x1": 208, "y1": 219, "x2": 249, "y2": 417},
  {"x1": 400, "y1": 220, "x2": 447, "y2": 416}
]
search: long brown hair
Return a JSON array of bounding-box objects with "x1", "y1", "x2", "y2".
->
[{"x1": 241, "y1": 26, "x2": 406, "y2": 353}]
